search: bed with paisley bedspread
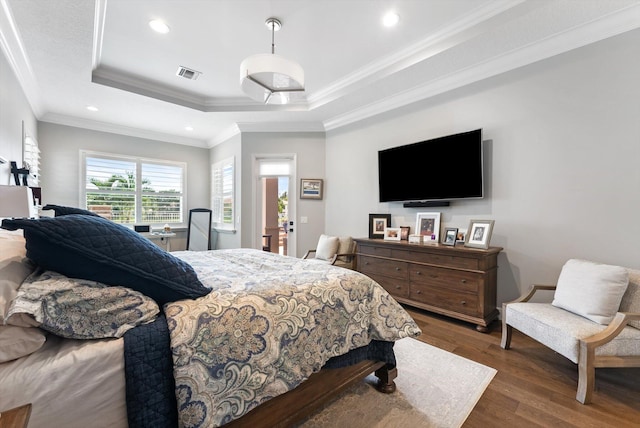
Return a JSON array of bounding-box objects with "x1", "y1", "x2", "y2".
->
[{"x1": 0, "y1": 212, "x2": 421, "y2": 428}]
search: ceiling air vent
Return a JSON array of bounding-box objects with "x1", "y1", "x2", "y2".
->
[{"x1": 176, "y1": 66, "x2": 202, "y2": 80}]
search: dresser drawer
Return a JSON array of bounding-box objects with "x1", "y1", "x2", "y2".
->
[
  {"x1": 359, "y1": 245, "x2": 392, "y2": 257},
  {"x1": 409, "y1": 284, "x2": 479, "y2": 316},
  {"x1": 359, "y1": 256, "x2": 408, "y2": 279},
  {"x1": 409, "y1": 265, "x2": 479, "y2": 293},
  {"x1": 367, "y1": 274, "x2": 409, "y2": 299},
  {"x1": 403, "y1": 251, "x2": 478, "y2": 270}
]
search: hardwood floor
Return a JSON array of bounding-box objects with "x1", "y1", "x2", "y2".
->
[{"x1": 404, "y1": 306, "x2": 640, "y2": 428}]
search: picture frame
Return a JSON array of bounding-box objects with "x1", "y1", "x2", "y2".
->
[
  {"x1": 442, "y1": 227, "x2": 458, "y2": 246},
  {"x1": 400, "y1": 226, "x2": 411, "y2": 240},
  {"x1": 464, "y1": 219, "x2": 495, "y2": 249},
  {"x1": 369, "y1": 213, "x2": 391, "y2": 239},
  {"x1": 300, "y1": 178, "x2": 323, "y2": 199},
  {"x1": 383, "y1": 227, "x2": 401, "y2": 241},
  {"x1": 415, "y1": 212, "x2": 441, "y2": 243}
]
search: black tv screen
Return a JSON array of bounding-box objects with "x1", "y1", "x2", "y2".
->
[{"x1": 378, "y1": 129, "x2": 483, "y2": 203}]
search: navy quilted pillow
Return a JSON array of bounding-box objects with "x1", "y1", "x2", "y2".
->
[
  {"x1": 42, "y1": 204, "x2": 100, "y2": 217},
  {"x1": 1, "y1": 215, "x2": 209, "y2": 305}
]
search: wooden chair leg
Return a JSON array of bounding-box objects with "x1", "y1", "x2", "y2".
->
[
  {"x1": 577, "y1": 346, "x2": 595, "y2": 404},
  {"x1": 500, "y1": 304, "x2": 512, "y2": 349}
]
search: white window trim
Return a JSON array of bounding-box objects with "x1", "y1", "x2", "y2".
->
[
  {"x1": 80, "y1": 150, "x2": 187, "y2": 225},
  {"x1": 211, "y1": 156, "x2": 235, "y2": 231}
]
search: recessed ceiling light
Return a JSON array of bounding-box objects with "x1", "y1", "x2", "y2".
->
[
  {"x1": 382, "y1": 12, "x2": 400, "y2": 27},
  {"x1": 86, "y1": 105, "x2": 99, "y2": 112},
  {"x1": 149, "y1": 19, "x2": 170, "y2": 34},
  {"x1": 185, "y1": 126, "x2": 194, "y2": 131}
]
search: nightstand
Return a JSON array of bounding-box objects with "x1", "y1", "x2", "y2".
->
[{"x1": 0, "y1": 403, "x2": 32, "y2": 428}]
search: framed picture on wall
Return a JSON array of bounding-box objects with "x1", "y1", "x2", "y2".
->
[
  {"x1": 369, "y1": 213, "x2": 391, "y2": 239},
  {"x1": 300, "y1": 179, "x2": 323, "y2": 199}
]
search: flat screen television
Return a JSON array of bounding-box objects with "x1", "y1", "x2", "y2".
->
[{"x1": 378, "y1": 129, "x2": 483, "y2": 204}]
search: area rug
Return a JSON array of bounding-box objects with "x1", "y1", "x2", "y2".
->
[{"x1": 297, "y1": 337, "x2": 497, "y2": 428}]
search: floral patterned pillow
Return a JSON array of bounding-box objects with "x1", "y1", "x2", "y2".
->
[{"x1": 6, "y1": 270, "x2": 159, "y2": 339}]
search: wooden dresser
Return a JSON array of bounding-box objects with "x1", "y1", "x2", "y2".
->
[{"x1": 355, "y1": 238, "x2": 502, "y2": 332}]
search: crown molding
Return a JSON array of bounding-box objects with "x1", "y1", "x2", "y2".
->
[
  {"x1": 307, "y1": 0, "x2": 526, "y2": 110},
  {"x1": 0, "y1": 0, "x2": 43, "y2": 116},
  {"x1": 324, "y1": 3, "x2": 640, "y2": 131},
  {"x1": 41, "y1": 112, "x2": 208, "y2": 148}
]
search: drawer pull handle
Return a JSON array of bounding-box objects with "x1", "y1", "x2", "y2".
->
[
  {"x1": 365, "y1": 261, "x2": 369, "y2": 265},
  {"x1": 416, "y1": 271, "x2": 421, "y2": 275},
  {"x1": 461, "y1": 301, "x2": 466, "y2": 305},
  {"x1": 461, "y1": 279, "x2": 467, "y2": 283},
  {"x1": 416, "y1": 290, "x2": 422, "y2": 294},
  {"x1": 395, "y1": 267, "x2": 401, "y2": 271},
  {"x1": 395, "y1": 285, "x2": 401, "y2": 290}
]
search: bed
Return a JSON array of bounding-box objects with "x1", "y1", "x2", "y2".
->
[{"x1": 0, "y1": 210, "x2": 421, "y2": 427}]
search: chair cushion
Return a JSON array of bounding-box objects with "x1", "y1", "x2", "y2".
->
[
  {"x1": 315, "y1": 234, "x2": 339, "y2": 261},
  {"x1": 552, "y1": 259, "x2": 629, "y2": 324},
  {"x1": 619, "y1": 268, "x2": 640, "y2": 329},
  {"x1": 506, "y1": 303, "x2": 640, "y2": 363},
  {"x1": 336, "y1": 236, "x2": 354, "y2": 261}
]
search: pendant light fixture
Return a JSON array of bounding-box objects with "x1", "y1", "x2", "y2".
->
[{"x1": 240, "y1": 18, "x2": 305, "y2": 104}]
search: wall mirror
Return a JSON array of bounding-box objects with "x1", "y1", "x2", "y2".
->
[{"x1": 187, "y1": 208, "x2": 212, "y2": 251}]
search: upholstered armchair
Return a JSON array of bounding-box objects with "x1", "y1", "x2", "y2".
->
[
  {"x1": 303, "y1": 234, "x2": 356, "y2": 270},
  {"x1": 501, "y1": 259, "x2": 640, "y2": 404}
]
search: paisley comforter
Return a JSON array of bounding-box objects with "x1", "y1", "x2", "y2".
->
[{"x1": 167, "y1": 249, "x2": 421, "y2": 427}]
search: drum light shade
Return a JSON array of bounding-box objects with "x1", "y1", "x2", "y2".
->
[{"x1": 240, "y1": 18, "x2": 305, "y2": 105}]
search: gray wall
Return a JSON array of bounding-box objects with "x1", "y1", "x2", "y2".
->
[
  {"x1": 37, "y1": 122, "x2": 211, "y2": 250},
  {"x1": 325, "y1": 29, "x2": 640, "y2": 307},
  {"x1": 0, "y1": 49, "x2": 37, "y2": 185},
  {"x1": 209, "y1": 133, "x2": 242, "y2": 250},
  {"x1": 241, "y1": 132, "x2": 325, "y2": 258}
]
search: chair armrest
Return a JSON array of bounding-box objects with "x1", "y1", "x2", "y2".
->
[
  {"x1": 303, "y1": 249, "x2": 316, "y2": 259},
  {"x1": 330, "y1": 252, "x2": 356, "y2": 265},
  {"x1": 507, "y1": 284, "x2": 557, "y2": 304},
  {"x1": 582, "y1": 312, "x2": 640, "y2": 350}
]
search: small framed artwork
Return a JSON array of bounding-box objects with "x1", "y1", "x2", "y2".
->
[
  {"x1": 415, "y1": 212, "x2": 441, "y2": 243},
  {"x1": 383, "y1": 227, "x2": 401, "y2": 241},
  {"x1": 400, "y1": 226, "x2": 411, "y2": 240},
  {"x1": 442, "y1": 227, "x2": 458, "y2": 246},
  {"x1": 464, "y1": 220, "x2": 495, "y2": 249},
  {"x1": 300, "y1": 179, "x2": 323, "y2": 199},
  {"x1": 369, "y1": 214, "x2": 391, "y2": 239}
]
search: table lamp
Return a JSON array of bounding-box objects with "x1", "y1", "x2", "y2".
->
[{"x1": 0, "y1": 185, "x2": 38, "y2": 218}]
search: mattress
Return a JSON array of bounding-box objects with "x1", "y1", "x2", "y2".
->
[{"x1": 0, "y1": 334, "x2": 127, "y2": 428}]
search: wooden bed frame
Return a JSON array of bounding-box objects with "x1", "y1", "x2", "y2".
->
[{"x1": 228, "y1": 360, "x2": 397, "y2": 427}]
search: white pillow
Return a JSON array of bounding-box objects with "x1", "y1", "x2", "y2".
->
[
  {"x1": 552, "y1": 259, "x2": 629, "y2": 324},
  {"x1": 315, "y1": 234, "x2": 339, "y2": 261},
  {"x1": 0, "y1": 325, "x2": 46, "y2": 363},
  {"x1": 0, "y1": 229, "x2": 36, "y2": 324}
]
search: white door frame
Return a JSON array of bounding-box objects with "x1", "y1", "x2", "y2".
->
[{"x1": 251, "y1": 154, "x2": 297, "y2": 256}]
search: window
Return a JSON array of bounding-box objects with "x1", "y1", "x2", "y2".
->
[
  {"x1": 81, "y1": 151, "x2": 185, "y2": 225},
  {"x1": 211, "y1": 157, "x2": 234, "y2": 229}
]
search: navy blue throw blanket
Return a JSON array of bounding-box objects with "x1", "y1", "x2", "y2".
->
[
  {"x1": 123, "y1": 315, "x2": 395, "y2": 427},
  {"x1": 123, "y1": 315, "x2": 178, "y2": 428}
]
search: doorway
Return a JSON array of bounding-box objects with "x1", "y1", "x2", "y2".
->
[{"x1": 254, "y1": 156, "x2": 296, "y2": 256}]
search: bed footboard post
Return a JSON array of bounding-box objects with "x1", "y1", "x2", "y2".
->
[{"x1": 375, "y1": 364, "x2": 397, "y2": 393}]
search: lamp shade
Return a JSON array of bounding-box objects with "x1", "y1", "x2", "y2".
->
[
  {"x1": 0, "y1": 185, "x2": 37, "y2": 218},
  {"x1": 240, "y1": 53, "x2": 305, "y2": 104}
]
